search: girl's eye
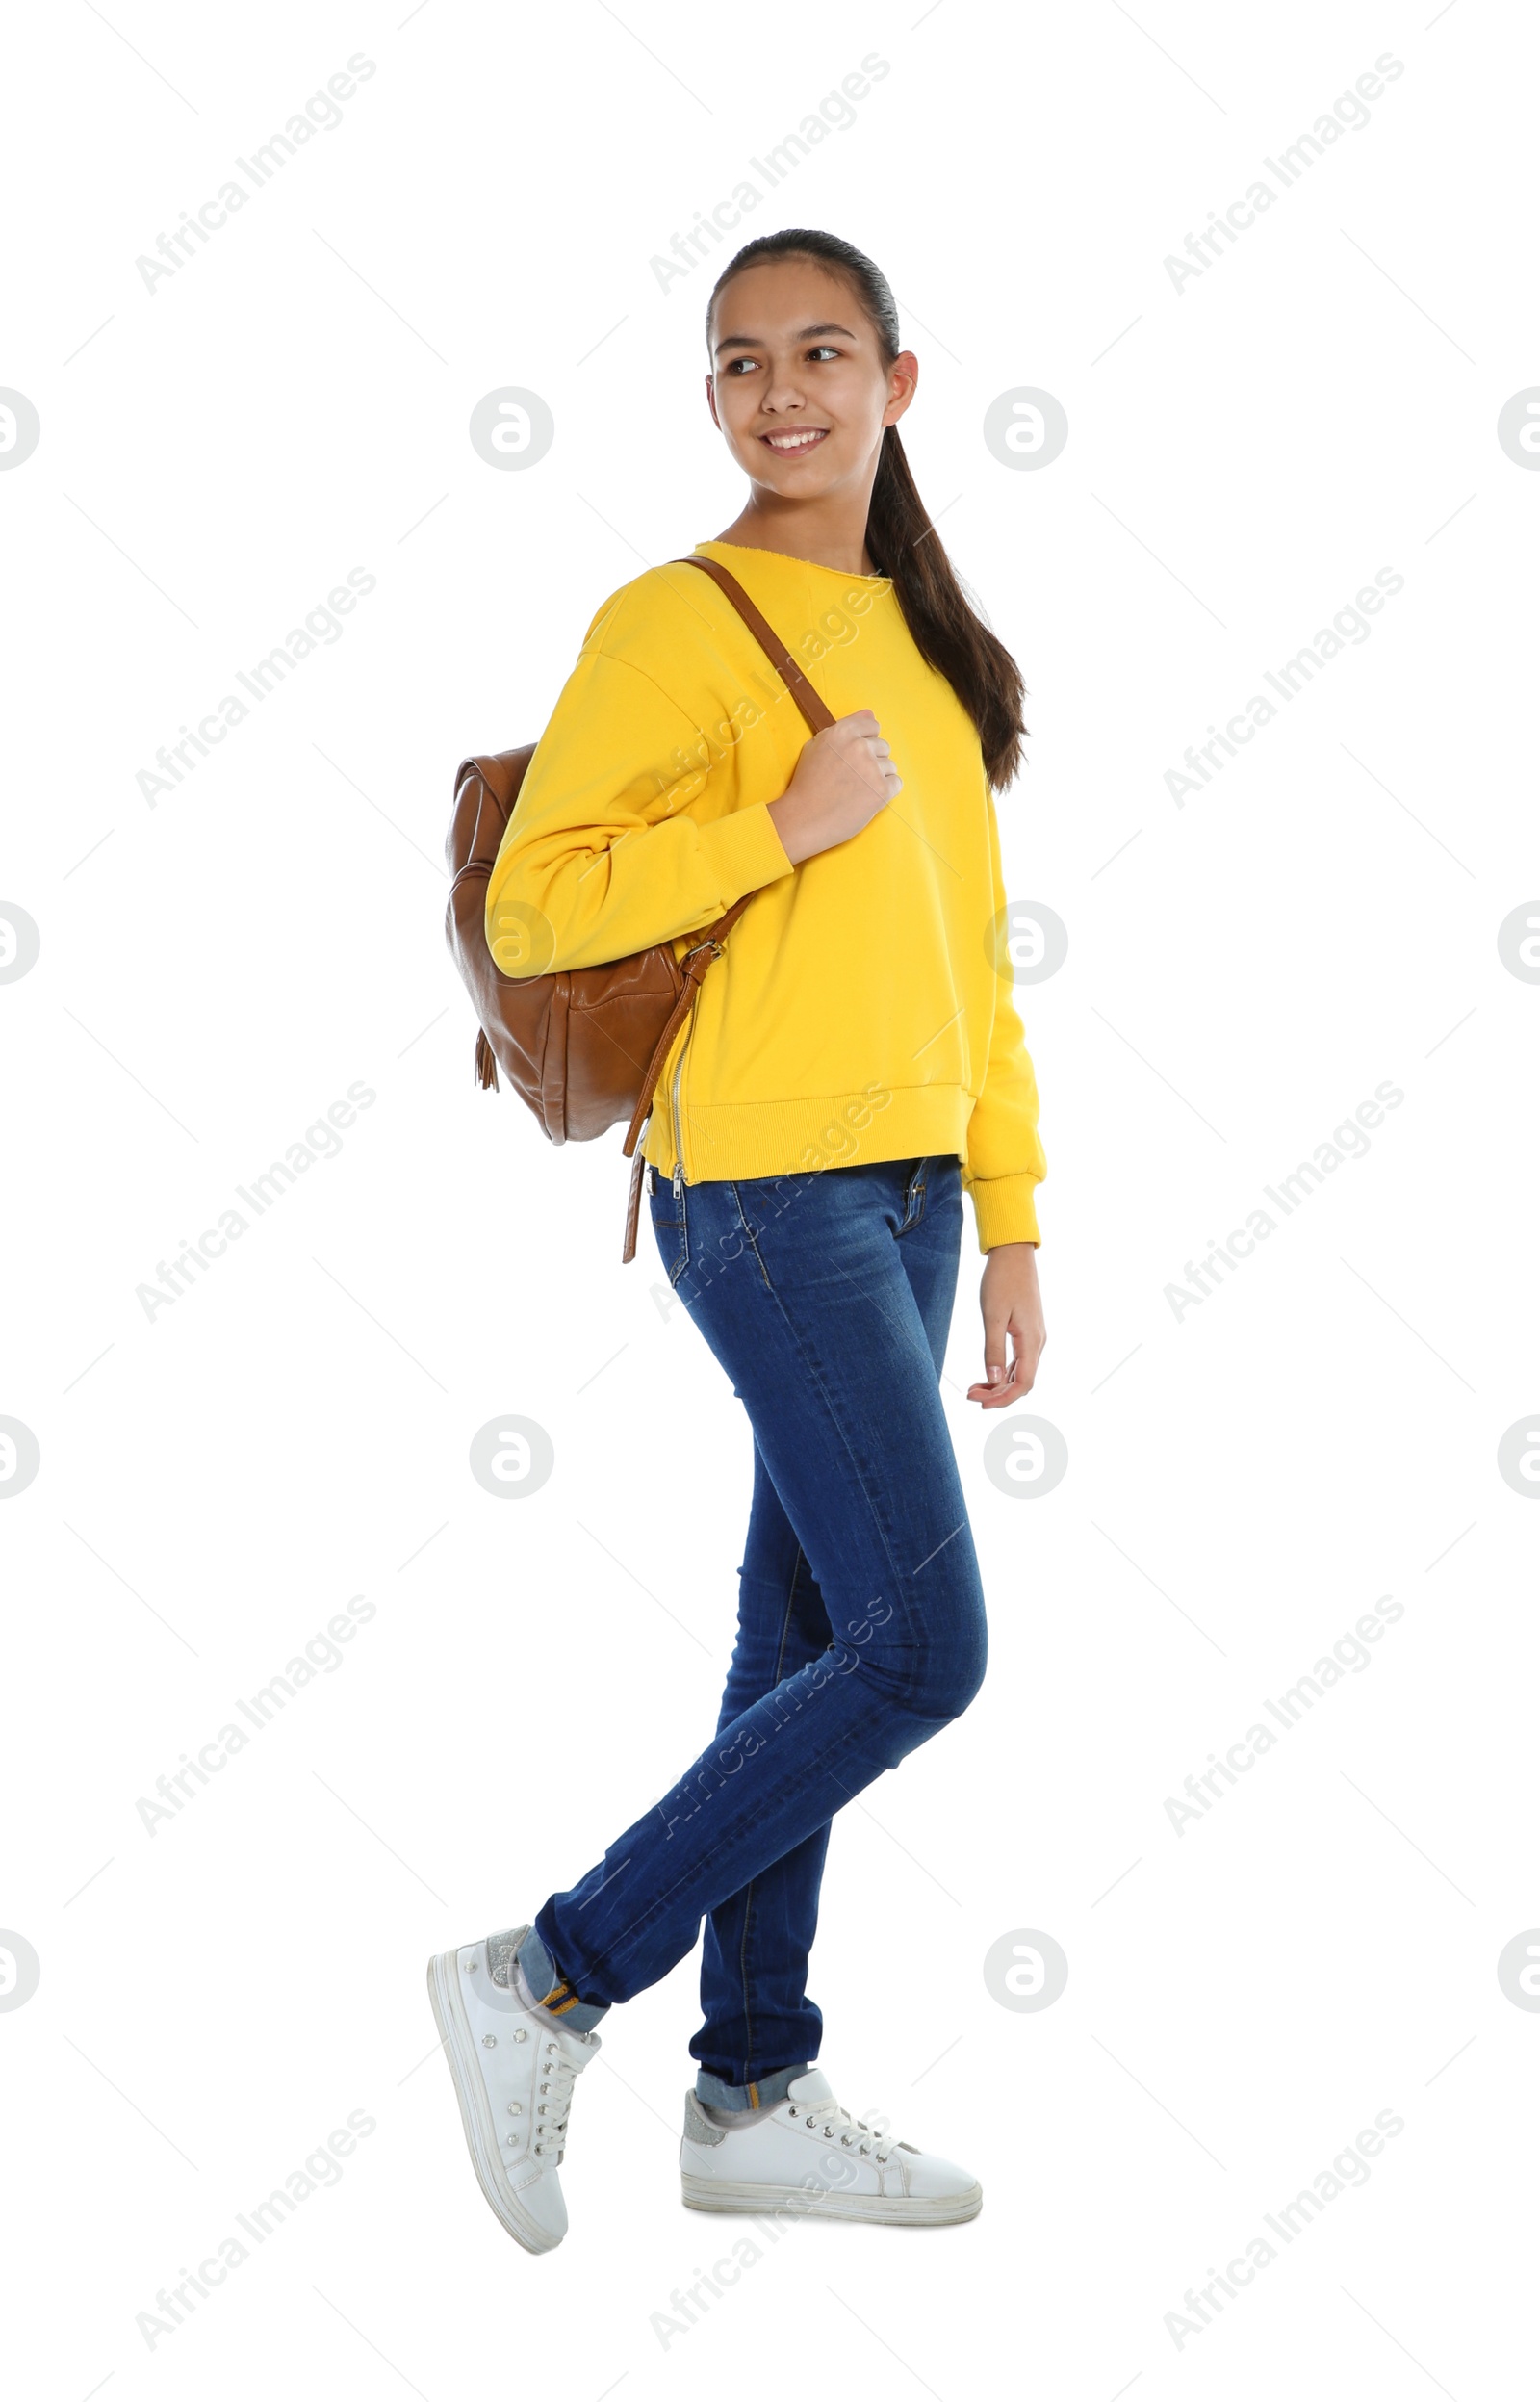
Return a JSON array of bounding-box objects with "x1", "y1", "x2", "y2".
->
[{"x1": 724, "y1": 347, "x2": 842, "y2": 374}]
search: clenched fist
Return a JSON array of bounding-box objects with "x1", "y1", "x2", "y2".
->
[{"x1": 767, "y1": 710, "x2": 902, "y2": 865}]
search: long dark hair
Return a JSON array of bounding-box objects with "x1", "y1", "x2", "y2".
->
[{"x1": 705, "y1": 228, "x2": 1027, "y2": 789}]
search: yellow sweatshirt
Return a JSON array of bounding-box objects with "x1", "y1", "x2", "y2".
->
[{"x1": 484, "y1": 539, "x2": 1045, "y2": 1250}]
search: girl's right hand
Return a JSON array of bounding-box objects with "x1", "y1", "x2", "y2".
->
[{"x1": 766, "y1": 710, "x2": 902, "y2": 865}]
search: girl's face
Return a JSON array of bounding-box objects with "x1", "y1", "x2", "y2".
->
[{"x1": 706, "y1": 258, "x2": 916, "y2": 504}]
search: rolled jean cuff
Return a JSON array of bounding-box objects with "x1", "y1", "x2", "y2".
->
[
  {"x1": 694, "y1": 2062, "x2": 809, "y2": 2112},
  {"x1": 516, "y1": 1925, "x2": 609, "y2": 2034}
]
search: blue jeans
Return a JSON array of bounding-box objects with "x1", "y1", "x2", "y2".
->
[{"x1": 530, "y1": 1155, "x2": 988, "y2": 2104}]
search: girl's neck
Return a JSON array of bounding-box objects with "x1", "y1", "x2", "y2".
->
[{"x1": 714, "y1": 492, "x2": 876, "y2": 578}]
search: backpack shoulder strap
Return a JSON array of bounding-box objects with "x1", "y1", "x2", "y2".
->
[
  {"x1": 617, "y1": 558, "x2": 834, "y2": 1239},
  {"x1": 671, "y1": 555, "x2": 835, "y2": 736}
]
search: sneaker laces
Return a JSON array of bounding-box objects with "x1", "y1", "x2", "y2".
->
[
  {"x1": 794, "y1": 2096, "x2": 895, "y2": 2163},
  {"x1": 531, "y1": 2037, "x2": 583, "y2": 2164}
]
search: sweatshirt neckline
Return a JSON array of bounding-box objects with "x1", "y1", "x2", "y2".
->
[{"x1": 693, "y1": 538, "x2": 892, "y2": 590}]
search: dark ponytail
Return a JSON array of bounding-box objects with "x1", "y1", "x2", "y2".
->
[{"x1": 705, "y1": 227, "x2": 1027, "y2": 790}]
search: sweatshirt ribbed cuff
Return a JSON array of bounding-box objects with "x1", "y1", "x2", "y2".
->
[
  {"x1": 693, "y1": 800, "x2": 794, "y2": 910},
  {"x1": 969, "y1": 1171, "x2": 1042, "y2": 1252}
]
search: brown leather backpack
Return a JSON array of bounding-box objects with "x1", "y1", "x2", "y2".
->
[{"x1": 444, "y1": 553, "x2": 834, "y2": 1260}]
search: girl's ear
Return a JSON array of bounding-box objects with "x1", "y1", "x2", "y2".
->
[
  {"x1": 705, "y1": 373, "x2": 722, "y2": 430},
  {"x1": 883, "y1": 351, "x2": 919, "y2": 431}
]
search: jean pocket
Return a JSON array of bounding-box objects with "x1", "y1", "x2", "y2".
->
[{"x1": 649, "y1": 1179, "x2": 689, "y2": 1287}]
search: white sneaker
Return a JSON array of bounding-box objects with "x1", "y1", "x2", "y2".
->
[
  {"x1": 680, "y1": 2067, "x2": 982, "y2": 2226},
  {"x1": 426, "y1": 1925, "x2": 600, "y2": 2254}
]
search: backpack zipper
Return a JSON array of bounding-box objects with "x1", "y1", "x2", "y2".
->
[
  {"x1": 669, "y1": 929, "x2": 727, "y2": 1196},
  {"x1": 670, "y1": 1025, "x2": 688, "y2": 1198}
]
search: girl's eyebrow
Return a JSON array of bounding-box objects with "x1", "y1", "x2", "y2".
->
[{"x1": 712, "y1": 322, "x2": 858, "y2": 357}]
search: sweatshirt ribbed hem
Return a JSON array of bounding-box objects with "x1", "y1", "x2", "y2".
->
[{"x1": 640, "y1": 1085, "x2": 1041, "y2": 1249}]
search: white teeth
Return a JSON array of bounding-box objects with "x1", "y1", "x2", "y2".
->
[{"x1": 765, "y1": 431, "x2": 824, "y2": 450}]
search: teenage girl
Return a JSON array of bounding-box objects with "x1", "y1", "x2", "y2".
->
[{"x1": 429, "y1": 227, "x2": 1047, "y2": 2250}]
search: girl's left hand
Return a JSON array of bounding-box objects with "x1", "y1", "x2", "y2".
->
[{"x1": 967, "y1": 1242, "x2": 1046, "y2": 1408}]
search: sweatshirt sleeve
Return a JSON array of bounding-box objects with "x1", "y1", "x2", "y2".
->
[
  {"x1": 484, "y1": 644, "x2": 794, "y2": 975},
  {"x1": 962, "y1": 788, "x2": 1047, "y2": 1251}
]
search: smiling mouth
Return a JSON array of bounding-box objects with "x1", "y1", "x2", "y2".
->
[{"x1": 759, "y1": 427, "x2": 829, "y2": 456}]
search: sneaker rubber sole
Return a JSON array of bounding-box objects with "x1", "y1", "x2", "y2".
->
[
  {"x1": 425, "y1": 1944, "x2": 561, "y2": 2256},
  {"x1": 680, "y1": 2172, "x2": 983, "y2": 2226}
]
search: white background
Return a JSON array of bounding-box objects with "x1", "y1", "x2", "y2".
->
[{"x1": 3, "y1": 1, "x2": 1537, "y2": 2393}]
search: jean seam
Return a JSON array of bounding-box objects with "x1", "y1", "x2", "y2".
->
[
  {"x1": 732, "y1": 1542, "x2": 806, "y2": 2083},
  {"x1": 729, "y1": 1182, "x2": 775, "y2": 1292}
]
